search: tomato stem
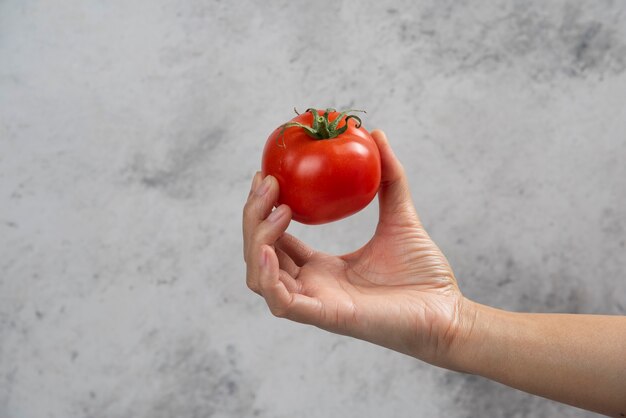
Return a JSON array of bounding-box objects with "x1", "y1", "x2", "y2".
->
[{"x1": 278, "y1": 108, "x2": 366, "y2": 146}]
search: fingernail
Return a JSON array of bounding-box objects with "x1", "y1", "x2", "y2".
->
[
  {"x1": 259, "y1": 248, "x2": 268, "y2": 267},
  {"x1": 255, "y1": 176, "x2": 271, "y2": 196},
  {"x1": 267, "y1": 205, "x2": 285, "y2": 223}
]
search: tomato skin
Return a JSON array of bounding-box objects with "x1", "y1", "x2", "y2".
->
[{"x1": 262, "y1": 110, "x2": 381, "y2": 225}]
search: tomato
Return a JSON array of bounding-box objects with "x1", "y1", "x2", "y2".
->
[{"x1": 261, "y1": 108, "x2": 381, "y2": 225}]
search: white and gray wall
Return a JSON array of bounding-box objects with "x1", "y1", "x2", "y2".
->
[{"x1": 1, "y1": 1, "x2": 625, "y2": 417}]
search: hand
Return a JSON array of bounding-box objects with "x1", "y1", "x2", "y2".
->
[
  {"x1": 243, "y1": 130, "x2": 467, "y2": 366},
  {"x1": 243, "y1": 131, "x2": 626, "y2": 416}
]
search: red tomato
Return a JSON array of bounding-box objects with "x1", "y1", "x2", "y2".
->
[{"x1": 261, "y1": 108, "x2": 381, "y2": 225}]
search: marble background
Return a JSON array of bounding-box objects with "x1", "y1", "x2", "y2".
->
[{"x1": 1, "y1": 0, "x2": 625, "y2": 417}]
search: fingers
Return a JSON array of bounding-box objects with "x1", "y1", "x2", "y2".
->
[
  {"x1": 243, "y1": 172, "x2": 322, "y2": 325},
  {"x1": 278, "y1": 269, "x2": 301, "y2": 293},
  {"x1": 276, "y1": 233, "x2": 315, "y2": 266},
  {"x1": 276, "y1": 247, "x2": 300, "y2": 278},
  {"x1": 370, "y1": 130, "x2": 420, "y2": 225},
  {"x1": 243, "y1": 172, "x2": 295, "y2": 293},
  {"x1": 257, "y1": 245, "x2": 293, "y2": 314},
  {"x1": 242, "y1": 173, "x2": 281, "y2": 263},
  {"x1": 248, "y1": 171, "x2": 263, "y2": 198},
  {"x1": 257, "y1": 245, "x2": 323, "y2": 324},
  {"x1": 245, "y1": 204, "x2": 292, "y2": 293},
  {"x1": 243, "y1": 173, "x2": 277, "y2": 235}
]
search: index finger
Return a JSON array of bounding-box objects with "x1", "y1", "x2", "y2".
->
[
  {"x1": 248, "y1": 171, "x2": 263, "y2": 198},
  {"x1": 242, "y1": 173, "x2": 280, "y2": 262}
]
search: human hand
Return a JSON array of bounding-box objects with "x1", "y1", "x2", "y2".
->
[
  {"x1": 243, "y1": 130, "x2": 626, "y2": 415},
  {"x1": 243, "y1": 130, "x2": 468, "y2": 367}
]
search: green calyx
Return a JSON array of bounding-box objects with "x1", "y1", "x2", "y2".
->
[{"x1": 278, "y1": 108, "x2": 366, "y2": 145}]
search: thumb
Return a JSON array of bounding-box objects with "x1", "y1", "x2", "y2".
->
[{"x1": 371, "y1": 130, "x2": 420, "y2": 225}]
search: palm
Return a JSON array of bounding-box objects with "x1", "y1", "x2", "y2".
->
[
  {"x1": 244, "y1": 130, "x2": 464, "y2": 364},
  {"x1": 346, "y1": 216, "x2": 456, "y2": 288},
  {"x1": 281, "y1": 211, "x2": 462, "y2": 361}
]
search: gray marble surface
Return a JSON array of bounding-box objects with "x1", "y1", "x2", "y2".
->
[{"x1": 1, "y1": 1, "x2": 625, "y2": 417}]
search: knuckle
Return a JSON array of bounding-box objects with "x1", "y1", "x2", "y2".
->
[
  {"x1": 270, "y1": 305, "x2": 287, "y2": 318},
  {"x1": 243, "y1": 198, "x2": 255, "y2": 215},
  {"x1": 251, "y1": 224, "x2": 271, "y2": 246},
  {"x1": 250, "y1": 232, "x2": 262, "y2": 249},
  {"x1": 393, "y1": 163, "x2": 407, "y2": 181},
  {"x1": 246, "y1": 278, "x2": 259, "y2": 293},
  {"x1": 296, "y1": 241, "x2": 313, "y2": 258}
]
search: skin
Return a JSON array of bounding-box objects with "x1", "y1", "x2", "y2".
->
[{"x1": 242, "y1": 130, "x2": 626, "y2": 416}]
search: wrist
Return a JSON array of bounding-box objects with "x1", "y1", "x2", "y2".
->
[{"x1": 444, "y1": 297, "x2": 513, "y2": 375}]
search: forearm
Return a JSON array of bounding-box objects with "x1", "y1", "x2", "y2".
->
[{"x1": 450, "y1": 299, "x2": 626, "y2": 416}]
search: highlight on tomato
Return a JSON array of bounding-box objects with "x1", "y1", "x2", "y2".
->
[{"x1": 261, "y1": 108, "x2": 382, "y2": 225}]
